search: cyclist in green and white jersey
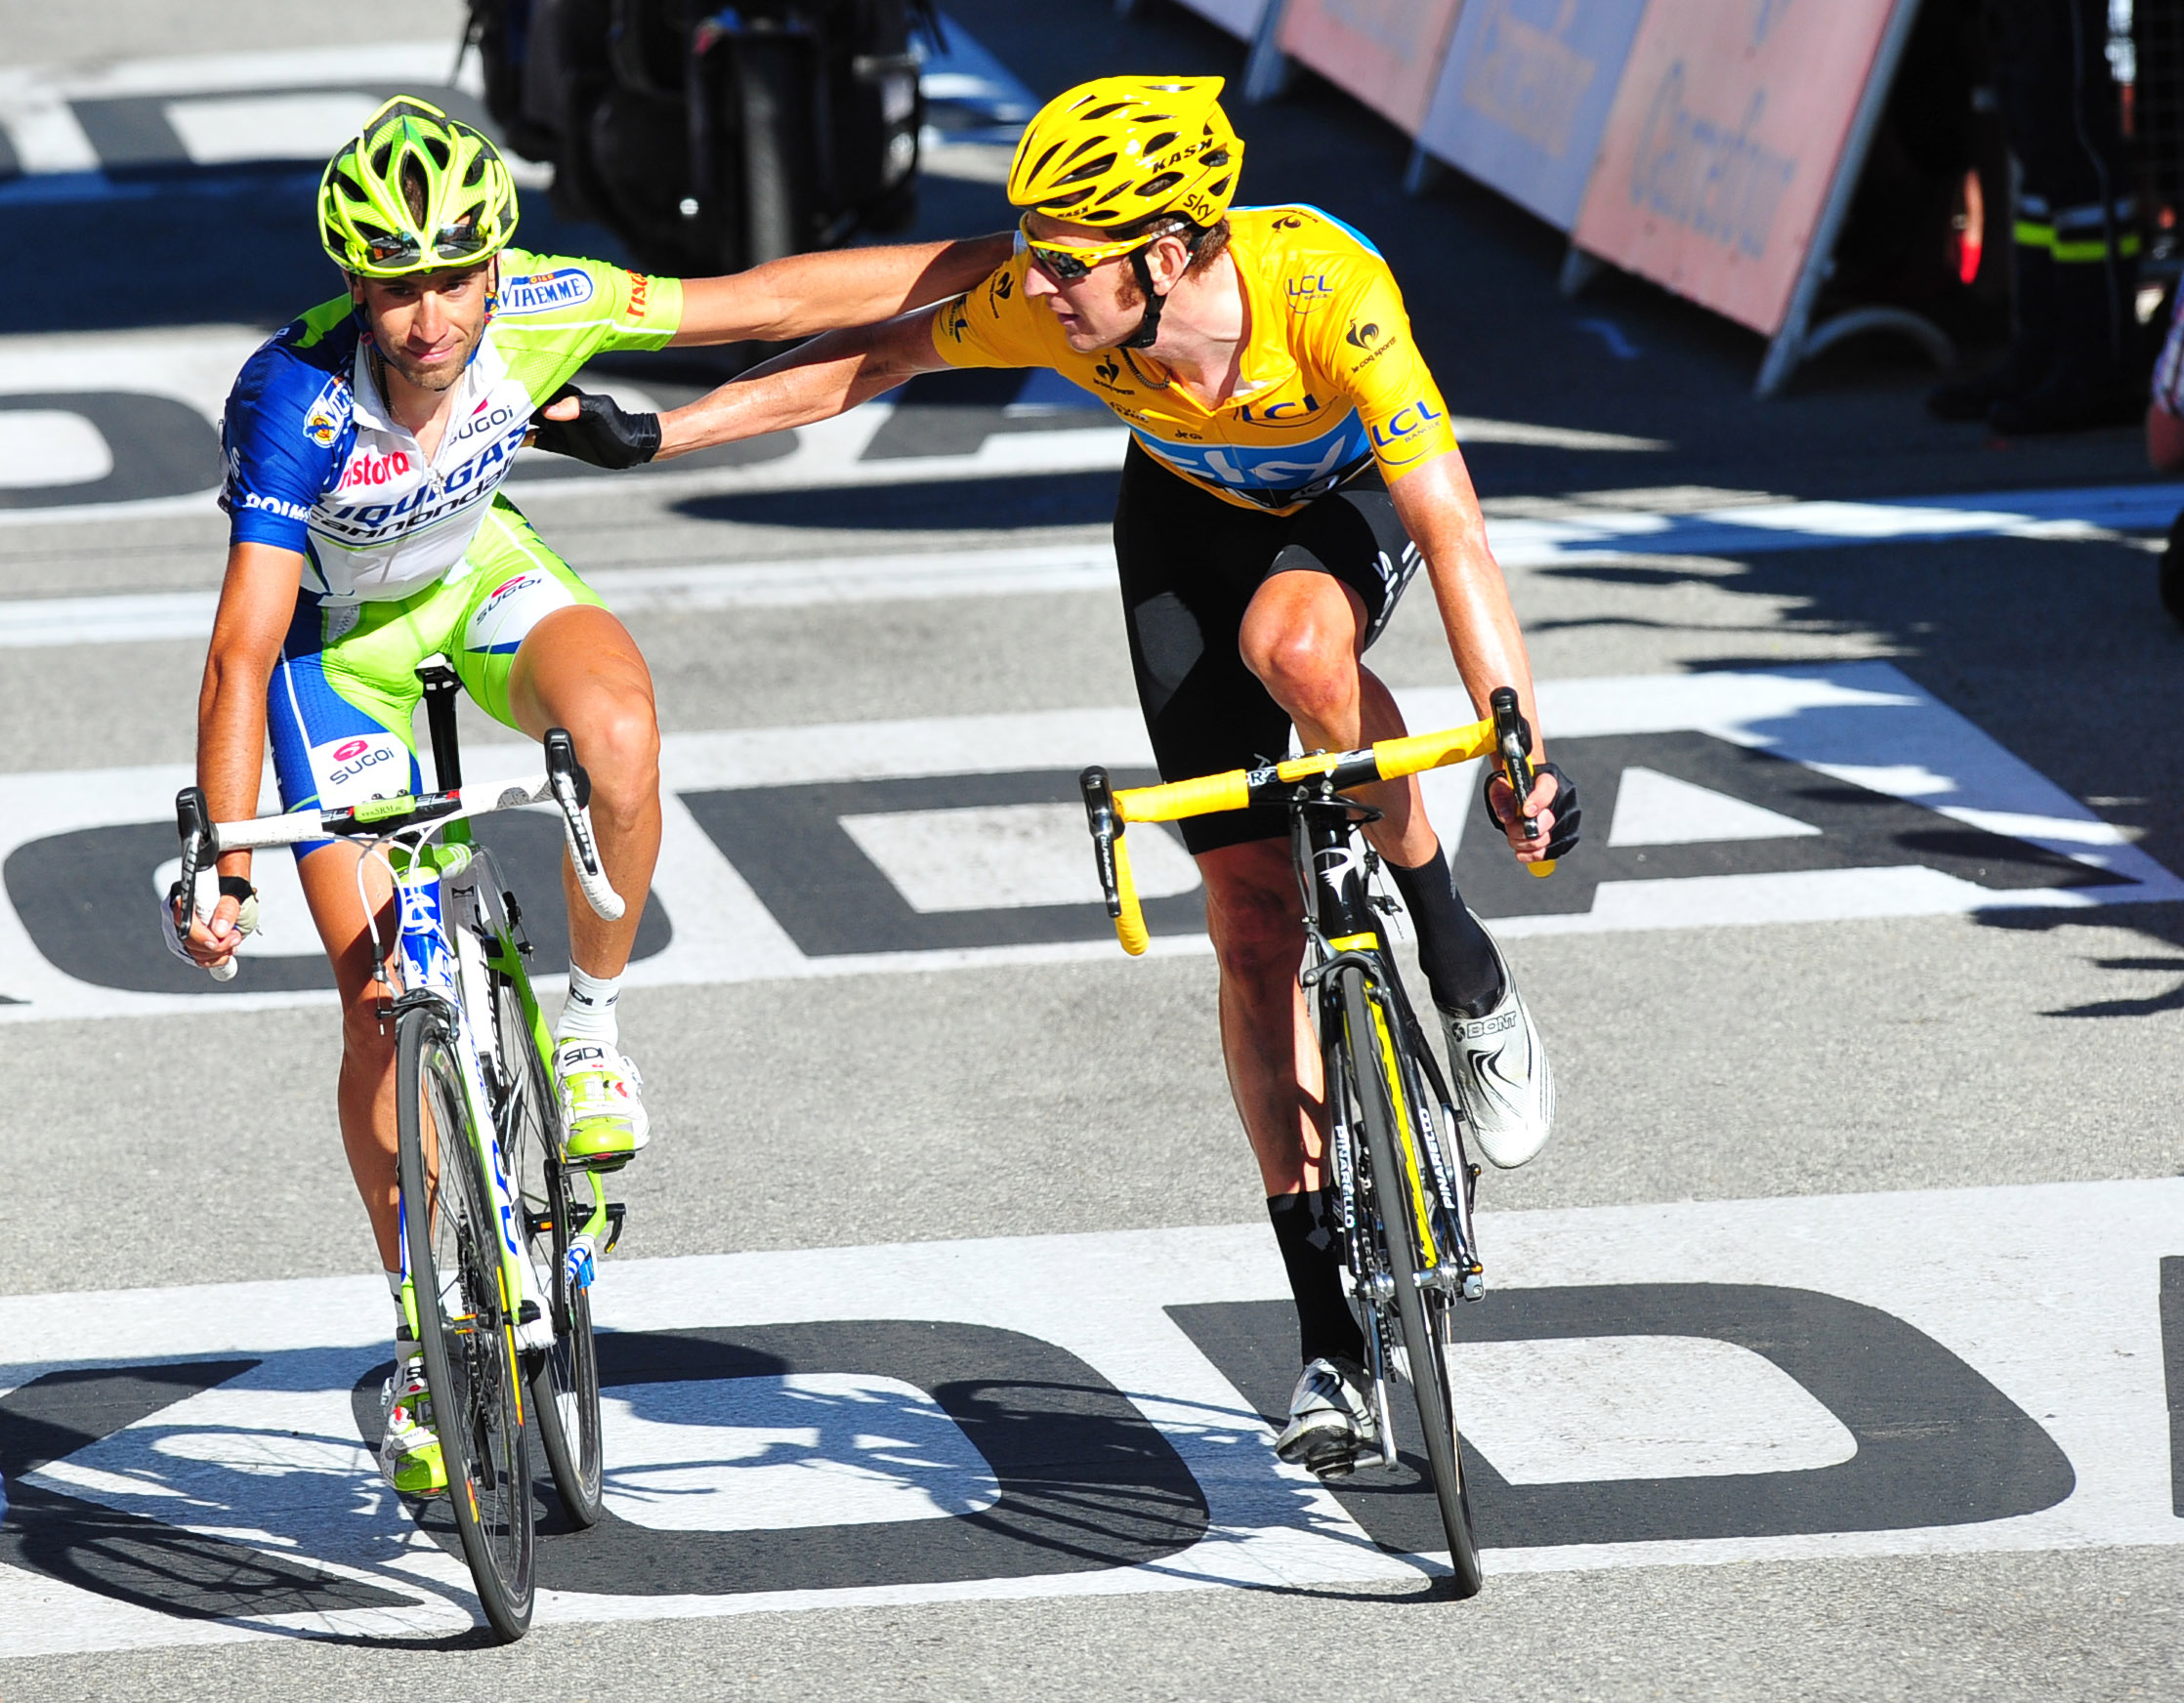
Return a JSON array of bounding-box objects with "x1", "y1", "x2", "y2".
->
[{"x1": 174, "y1": 97, "x2": 1007, "y2": 1494}]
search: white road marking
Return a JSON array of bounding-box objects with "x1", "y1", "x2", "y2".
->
[
  {"x1": 1452, "y1": 1337, "x2": 1859, "y2": 1483},
  {"x1": 0, "y1": 408, "x2": 109, "y2": 487},
  {"x1": 0, "y1": 545, "x2": 1120, "y2": 649},
  {"x1": 1607, "y1": 768, "x2": 1823, "y2": 847},
  {"x1": 1453, "y1": 416, "x2": 1665, "y2": 451},
  {"x1": 0, "y1": 1177, "x2": 2175, "y2": 1651},
  {"x1": 0, "y1": 663, "x2": 2172, "y2": 1022},
  {"x1": 3, "y1": 476, "x2": 2179, "y2": 642},
  {"x1": 161, "y1": 91, "x2": 388, "y2": 166},
  {"x1": 599, "y1": 1375, "x2": 1003, "y2": 1532},
  {"x1": 840, "y1": 802, "x2": 1202, "y2": 913}
]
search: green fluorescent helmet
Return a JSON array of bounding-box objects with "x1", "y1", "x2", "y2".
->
[{"x1": 318, "y1": 96, "x2": 518, "y2": 277}]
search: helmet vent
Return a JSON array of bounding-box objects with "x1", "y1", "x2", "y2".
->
[
  {"x1": 1143, "y1": 131, "x2": 1178, "y2": 154},
  {"x1": 1056, "y1": 151, "x2": 1118, "y2": 187},
  {"x1": 1082, "y1": 103, "x2": 1129, "y2": 121},
  {"x1": 1139, "y1": 172, "x2": 1182, "y2": 199}
]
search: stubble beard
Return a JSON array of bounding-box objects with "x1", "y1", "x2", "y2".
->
[{"x1": 378, "y1": 332, "x2": 477, "y2": 395}]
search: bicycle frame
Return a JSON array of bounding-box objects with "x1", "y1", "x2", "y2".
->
[
  {"x1": 383, "y1": 833, "x2": 565, "y2": 1358},
  {"x1": 170, "y1": 717, "x2": 623, "y2": 1354},
  {"x1": 1289, "y1": 784, "x2": 1485, "y2": 1306}
]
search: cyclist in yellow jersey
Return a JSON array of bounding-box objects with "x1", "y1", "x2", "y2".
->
[{"x1": 587, "y1": 77, "x2": 1580, "y2": 1477}]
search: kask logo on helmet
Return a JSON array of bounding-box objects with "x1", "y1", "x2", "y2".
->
[{"x1": 1145, "y1": 139, "x2": 1207, "y2": 174}]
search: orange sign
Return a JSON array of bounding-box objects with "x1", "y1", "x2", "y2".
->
[
  {"x1": 1570, "y1": 0, "x2": 1900, "y2": 335},
  {"x1": 1278, "y1": 0, "x2": 1469, "y2": 135}
]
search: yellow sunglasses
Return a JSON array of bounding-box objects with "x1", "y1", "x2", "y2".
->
[{"x1": 1015, "y1": 215, "x2": 1185, "y2": 282}]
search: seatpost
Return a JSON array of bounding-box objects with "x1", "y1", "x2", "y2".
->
[{"x1": 416, "y1": 662, "x2": 463, "y2": 794}]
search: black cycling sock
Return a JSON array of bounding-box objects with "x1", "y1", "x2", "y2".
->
[
  {"x1": 1387, "y1": 848, "x2": 1502, "y2": 1017},
  {"x1": 1267, "y1": 1190, "x2": 1365, "y2": 1367}
]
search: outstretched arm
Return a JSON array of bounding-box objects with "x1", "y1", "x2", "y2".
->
[
  {"x1": 1387, "y1": 450, "x2": 1558, "y2": 861},
  {"x1": 650, "y1": 306, "x2": 958, "y2": 458},
  {"x1": 669, "y1": 234, "x2": 1012, "y2": 347}
]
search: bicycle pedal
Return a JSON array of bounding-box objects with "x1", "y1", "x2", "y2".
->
[
  {"x1": 600, "y1": 1201, "x2": 627, "y2": 1254},
  {"x1": 519, "y1": 1300, "x2": 542, "y2": 1326}
]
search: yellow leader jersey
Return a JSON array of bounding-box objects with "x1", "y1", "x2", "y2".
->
[{"x1": 931, "y1": 203, "x2": 1458, "y2": 515}]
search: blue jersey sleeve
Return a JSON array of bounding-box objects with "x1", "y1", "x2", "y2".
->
[{"x1": 220, "y1": 331, "x2": 349, "y2": 552}]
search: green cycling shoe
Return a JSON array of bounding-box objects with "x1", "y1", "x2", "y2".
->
[
  {"x1": 553, "y1": 1038, "x2": 651, "y2": 1170},
  {"x1": 378, "y1": 1351, "x2": 446, "y2": 1498}
]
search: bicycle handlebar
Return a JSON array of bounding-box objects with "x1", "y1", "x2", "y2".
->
[
  {"x1": 1079, "y1": 709, "x2": 1547, "y2": 956},
  {"x1": 166, "y1": 726, "x2": 625, "y2": 982}
]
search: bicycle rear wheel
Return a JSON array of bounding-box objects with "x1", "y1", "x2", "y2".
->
[
  {"x1": 1338, "y1": 966, "x2": 1485, "y2": 1599},
  {"x1": 397, "y1": 1005, "x2": 536, "y2": 1640},
  {"x1": 492, "y1": 970, "x2": 605, "y2": 1528}
]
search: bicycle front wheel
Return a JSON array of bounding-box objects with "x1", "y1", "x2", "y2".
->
[
  {"x1": 1338, "y1": 966, "x2": 1485, "y2": 1599},
  {"x1": 492, "y1": 970, "x2": 604, "y2": 1528},
  {"x1": 397, "y1": 1005, "x2": 536, "y2": 1641}
]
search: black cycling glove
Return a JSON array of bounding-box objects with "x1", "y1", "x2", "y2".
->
[
  {"x1": 528, "y1": 383, "x2": 661, "y2": 470},
  {"x1": 1482, "y1": 761, "x2": 1581, "y2": 860}
]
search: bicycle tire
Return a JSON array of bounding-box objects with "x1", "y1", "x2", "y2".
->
[
  {"x1": 1338, "y1": 965, "x2": 1486, "y2": 1598},
  {"x1": 736, "y1": 36, "x2": 816, "y2": 265},
  {"x1": 397, "y1": 1005, "x2": 536, "y2": 1641},
  {"x1": 492, "y1": 971, "x2": 605, "y2": 1528}
]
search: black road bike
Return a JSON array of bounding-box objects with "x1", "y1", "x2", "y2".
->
[{"x1": 1080, "y1": 688, "x2": 1551, "y2": 1598}]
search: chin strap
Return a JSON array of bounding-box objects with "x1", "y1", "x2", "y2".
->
[
  {"x1": 1123, "y1": 248, "x2": 1167, "y2": 351},
  {"x1": 1121, "y1": 224, "x2": 1205, "y2": 352}
]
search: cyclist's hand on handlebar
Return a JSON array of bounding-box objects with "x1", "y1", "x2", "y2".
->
[
  {"x1": 171, "y1": 877, "x2": 256, "y2": 971},
  {"x1": 528, "y1": 384, "x2": 661, "y2": 470},
  {"x1": 1484, "y1": 762, "x2": 1581, "y2": 863}
]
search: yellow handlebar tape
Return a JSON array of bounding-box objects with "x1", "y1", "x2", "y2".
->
[
  {"x1": 1365, "y1": 720, "x2": 1496, "y2": 780},
  {"x1": 1112, "y1": 830, "x2": 1150, "y2": 955},
  {"x1": 1115, "y1": 768, "x2": 1250, "y2": 823}
]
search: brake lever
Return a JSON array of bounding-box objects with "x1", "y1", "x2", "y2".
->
[
  {"x1": 1489, "y1": 686, "x2": 1537, "y2": 839},
  {"x1": 172, "y1": 785, "x2": 237, "y2": 982},
  {"x1": 1079, "y1": 766, "x2": 1123, "y2": 918}
]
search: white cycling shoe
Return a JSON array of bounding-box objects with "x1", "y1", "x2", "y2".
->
[
  {"x1": 1274, "y1": 1356, "x2": 1378, "y2": 1478},
  {"x1": 553, "y1": 1038, "x2": 650, "y2": 1170},
  {"x1": 378, "y1": 1351, "x2": 446, "y2": 1498},
  {"x1": 1440, "y1": 921, "x2": 1554, "y2": 1169}
]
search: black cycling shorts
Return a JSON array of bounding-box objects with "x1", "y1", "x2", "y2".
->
[{"x1": 1112, "y1": 439, "x2": 1422, "y2": 854}]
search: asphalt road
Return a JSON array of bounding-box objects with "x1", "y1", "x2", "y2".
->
[{"x1": 4, "y1": 2, "x2": 2184, "y2": 1698}]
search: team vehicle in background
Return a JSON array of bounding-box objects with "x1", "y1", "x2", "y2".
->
[{"x1": 465, "y1": 0, "x2": 938, "y2": 276}]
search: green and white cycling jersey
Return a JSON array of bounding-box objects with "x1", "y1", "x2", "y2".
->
[{"x1": 221, "y1": 249, "x2": 683, "y2": 603}]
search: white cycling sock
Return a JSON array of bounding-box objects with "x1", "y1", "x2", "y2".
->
[
  {"x1": 557, "y1": 964, "x2": 622, "y2": 1047},
  {"x1": 385, "y1": 1268, "x2": 410, "y2": 1343}
]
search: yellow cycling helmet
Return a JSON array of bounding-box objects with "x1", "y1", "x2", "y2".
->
[
  {"x1": 1007, "y1": 76, "x2": 1242, "y2": 230},
  {"x1": 319, "y1": 96, "x2": 518, "y2": 277}
]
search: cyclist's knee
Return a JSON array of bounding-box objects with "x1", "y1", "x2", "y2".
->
[
  {"x1": 580, "y1": 700, "x2": 660, "y2": 817},
  {"x1": 1239, "y1": 620, "x2": 1356, "y2": 725},
  {"x1": 339, "y1": 988, "x2": 397, "y2": 1059}
]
